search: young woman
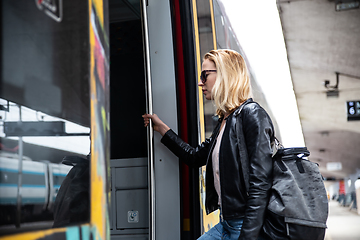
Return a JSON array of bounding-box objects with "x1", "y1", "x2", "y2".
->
[{"x1": 143, "y1": 49, "x2": 274, "y2": 240}]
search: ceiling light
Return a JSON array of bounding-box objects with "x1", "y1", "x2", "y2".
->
[
  {"x1": 324, "y1": 72, "x2": 360, "y2": 98},
  {"x1": 324, "y1": 177, "x2": 336, "y2": 181},
  {"x1": 326, "y1": 89, "x2": 339, "y2": 98},
  {"x1": 326, "y1": 89, "x2": 339, "y2": 97},
  {"x1": 335, "y1": 1, "x2": 360, "y2": 11},
  {"x1": 324, "y1": 72, "x2": 340, "y2": 98},
  {"x1": 327, "y1": 162, "x2": 342, "y2": 171}
]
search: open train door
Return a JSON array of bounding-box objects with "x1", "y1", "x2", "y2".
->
[{"x1": 108, "y1": 0, "x2": 181, "y2": 239}]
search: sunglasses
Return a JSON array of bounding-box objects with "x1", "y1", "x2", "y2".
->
[{"x1": 200, "y1": 70, "x2": 217, "y2": 84}]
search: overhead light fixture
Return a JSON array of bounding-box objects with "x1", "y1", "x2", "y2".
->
[
  {"x1": 326, "y1": 89, "x2": 339, "y2": 97},
  {"x1": 327, "y1": 162, "x2": 342, "y2": 171},
  {"x1": 324, "y1": 72, "x2": 340, "y2": 98},
  {"x1": 324, "y1": 71, "x2": 360, "y2": 98},
  {"x1": 335, "y1": 1, "x2": 360, "y2": 11},
  {"x1": 324, "y1": 177, "x2": 336, "y2": 181}
]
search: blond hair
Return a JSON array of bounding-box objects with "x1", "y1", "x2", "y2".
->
[{"x1": 204, "y1": 49, "x2": 252, "y2": 117}]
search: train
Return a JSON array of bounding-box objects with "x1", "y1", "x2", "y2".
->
[
  {"x1": 0, "y1": 0, "x2": 279, "y2": 239},
  {"x1": 0, "y1": 151, "x2": 72, "y2": 226}
]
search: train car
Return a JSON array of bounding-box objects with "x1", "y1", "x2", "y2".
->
[
  {"x1": 0, "y1": 151, "x2": 72, "y2": 227},
  {"x1": 0, "y1": 0, "x2": 279, "y2": 239}
]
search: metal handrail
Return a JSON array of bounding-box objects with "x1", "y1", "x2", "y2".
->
[{"x1": 141, "y1": 0, "x2": 155, "y2": 239}]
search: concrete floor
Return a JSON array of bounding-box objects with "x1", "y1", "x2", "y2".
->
[{"x1": 325, "y1": 200, "x2": 360, "y2": 240}]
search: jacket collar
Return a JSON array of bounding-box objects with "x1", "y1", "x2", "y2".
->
[
  {"x1": 217, "y1": 98, "x2": 254, "y2": 122},
  {"x1": 234, "y1": 98, "x2": 253, "y2": 116}
]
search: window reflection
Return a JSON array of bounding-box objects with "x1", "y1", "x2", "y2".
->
[
  {"x1": 53, "y1": 155, "x2": 90, "y2": 228},
  {"x1": 1, "y1": 0, "x2": 91, "y2": 235},
  {"x1": 0, "y1": 99, "x2": 90, "y2": 234},
  {"x1": 197, "y1": 0, "x2": 218, "y2": 138}
]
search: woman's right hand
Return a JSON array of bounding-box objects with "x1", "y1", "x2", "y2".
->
[{"x1": 142, "y1": 113, "x2": 170, "y2": 136}]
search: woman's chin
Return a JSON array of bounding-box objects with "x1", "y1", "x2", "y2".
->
[{"x1": 205, "y1": 95, "x2": 211, "y2": 100}]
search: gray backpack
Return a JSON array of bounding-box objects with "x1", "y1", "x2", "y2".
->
[
  {"x1": 236, "y1": 101, "x2": 328, "y2": 240},
  {"x1": 261, "y1": 145, "x2": 329, "y2": 240}
]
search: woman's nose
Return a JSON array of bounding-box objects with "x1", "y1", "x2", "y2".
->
[{"x1": 198, "y1": 80, "x2": 204, "y2": 86}]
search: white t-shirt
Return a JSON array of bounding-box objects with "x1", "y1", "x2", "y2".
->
[{"x1": 212, "y1": 122, "x2": 226, "y2": 207}]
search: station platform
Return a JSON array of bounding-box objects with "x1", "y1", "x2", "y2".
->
[{"x1": 325, "y1": 200, "x2": 360, "y2": 240}]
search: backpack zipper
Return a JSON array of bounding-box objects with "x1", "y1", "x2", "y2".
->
[{"x1": 286, "y1": 223, "x2": 290, "y2": 236}]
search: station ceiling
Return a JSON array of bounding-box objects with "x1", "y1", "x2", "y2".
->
[{"x1": 277, "y1": 0, "x2": 360, "y2": 179}]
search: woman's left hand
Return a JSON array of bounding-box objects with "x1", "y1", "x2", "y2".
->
[{"x1": 142, "y1": 113, "x2": 170, "y2": 136}]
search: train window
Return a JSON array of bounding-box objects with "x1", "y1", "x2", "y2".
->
[
  {"x1": 196, "y1": 0, "x2": 218, "y2": 138},
  {"x1": 199, "y1": 0, "x2": 246, "y2": 138},
  {"x1": 1, "y1": 0, "x2": 90, "y2": 235}
]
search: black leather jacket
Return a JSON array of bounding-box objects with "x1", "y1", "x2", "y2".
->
[{"x1": 161, "y1": 98, "x2": 274, "y2": 240}]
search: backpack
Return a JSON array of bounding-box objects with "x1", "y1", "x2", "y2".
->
[
  {"x1": 236, "y1": 101, "x2": 329, "y2": 240},
  {"x1": 261, "y1": 144, "x2": 329, "y2": 240}
]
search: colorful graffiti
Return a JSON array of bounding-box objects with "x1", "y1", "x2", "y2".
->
[{"x1": 88, "y1": 0, "x2": 110, "y2": 239}]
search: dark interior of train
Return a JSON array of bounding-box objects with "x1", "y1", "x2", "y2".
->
[
  {"x1": 109, "y1": 1, "x2": 148, "y2": 159},
  {"x1": 108, "y1": 1, "x2": 150, "y2": 238}
]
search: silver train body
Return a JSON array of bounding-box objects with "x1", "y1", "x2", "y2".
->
[{"x1": 0, "y1": 151, "x2": 72, "y2": 225}]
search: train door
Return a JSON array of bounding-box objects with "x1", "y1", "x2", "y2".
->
[
  {"x1": 108, "y1": 1, "x2": 148, "y2": 239},
  {"x1": 108, "y1": 0, "x2": 180, "y2": 239}
]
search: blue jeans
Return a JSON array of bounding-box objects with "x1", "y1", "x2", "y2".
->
[
  {"x1": 197, "y1": 216, "x2": 267, "y2": 240},
  {"x1": 197, "y1": 217, "x2": 243, "y2": 240}
]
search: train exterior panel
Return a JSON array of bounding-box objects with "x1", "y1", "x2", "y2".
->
[{"x1": 0, "y1": 0, "x2": 279, "y2": 239}]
